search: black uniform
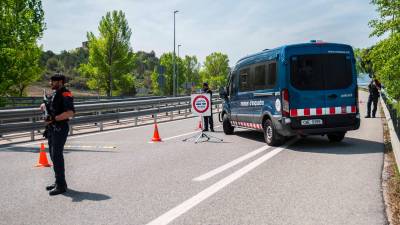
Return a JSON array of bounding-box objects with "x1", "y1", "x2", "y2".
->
[
  {"x1": 366, "y1": 81, "x2": 381, "y2": 118},
  {"x1": 202, "y1": 87, "x2": 214, "y2": 131},
  {"x1": 48, "y1": 86, "x2": 74, "y2": 188}
]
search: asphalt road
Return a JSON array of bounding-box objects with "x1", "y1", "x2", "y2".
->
[{"x1": 0, "y1": 91, "x2": 387, "y2": 225}]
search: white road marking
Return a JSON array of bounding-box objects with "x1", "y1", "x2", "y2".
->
[
  {"x1": 147, "y1": 125, "x2": 222, "y2": 143},
  {"x1": 145, "y1": 139, "x2": 297, "y2": 225},
  {"x1": 193, "y1": 144, "x2": 272, "y2": 181},
  {"x1": 64, "y1": 145, "x2": 116, "y2": 149}
]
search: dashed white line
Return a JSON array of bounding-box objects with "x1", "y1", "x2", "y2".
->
[
  {"x1": 145, "y1": 139, "x2": 297, "y2": 225},
  {"x1": 193, "y1": 144, "x2": 272, "y2": 181}
]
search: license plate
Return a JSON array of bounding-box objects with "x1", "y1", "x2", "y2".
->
[{"x1": 301, "y1": 119, "x2": 323, "y2": 126}]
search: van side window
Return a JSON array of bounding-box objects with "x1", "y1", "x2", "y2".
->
[
  {"x1": 267, "y1": 62, "x2": 277, "y2": 88},
  {"x1": 253, "y1": 61, "x2": 277, "y2": 91},
  {"x1": 230, "y1": 71, "x2": 237, "y2": 96},
  {"x1": 254, "y1": 65, "x2": 266, "y2": 90},
  {"x1": 239, "y1": 68, "x2": 251, "y2": 92}
]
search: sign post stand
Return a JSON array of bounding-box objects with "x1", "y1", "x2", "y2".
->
[{"x1": 183, "y1": 94, "x2": 223, "y2": 143}]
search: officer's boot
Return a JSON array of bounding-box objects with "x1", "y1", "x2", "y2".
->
[
  {"x1": 49, "y1": 184, "x2": 67, "y2": 196},
  {"x1": 46, "y1": 183, "x2": 56, "y2": 191}
]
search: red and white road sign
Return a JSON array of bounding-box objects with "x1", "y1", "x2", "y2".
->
[{"x1": 191, "y1": 94, "x2": 211, "y2": 116}]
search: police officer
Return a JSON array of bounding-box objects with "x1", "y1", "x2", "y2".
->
[
  {"x1": 202, "y1": 82, "x2": 214, "y2": 132},
  {"x1": 41, "y1": 73, "x2": 75, "y2": 196},
  {"x1": 365, "y1": 78, "x2": 381, "y2": 118}
]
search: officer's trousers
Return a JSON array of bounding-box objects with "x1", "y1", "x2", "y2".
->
[
  {"x1": 203, "y1": 115, "x2": 214, "y2": 131},
  {"x1": 48, "y1": 123, "x2": 69, "y2": 187},
  {"x1": 367, "y1": 95, "x2": 379, "y2": 117}
]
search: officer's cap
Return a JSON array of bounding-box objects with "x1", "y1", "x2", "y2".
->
[
  {"x1": 203, "y1": 82, "x2": 209, "y2": 87},
  {"x1": 50, "y1": 73, "x2": 66, "y2": 82}
]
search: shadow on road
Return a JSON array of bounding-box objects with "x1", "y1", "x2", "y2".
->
[
  {"x1": 62, "y1": 189, "x2": 111, "y2": 202},
  {"x1": 289, "y1": 136, "x2": 383, "y2": 155},
  {"x1": 234, "y1": 130, "x2": 265, "y2": 142},
  {"x1": 233, "y1": 130, "x2": 383, "y2": 155}
]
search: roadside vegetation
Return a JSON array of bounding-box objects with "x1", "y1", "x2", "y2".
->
[
  {"x1": 355, "y1": 0, "x2": 400, "y2": 112},
  {"x1": 0, "y1": 0, "x2": 230, "y2": 98}
]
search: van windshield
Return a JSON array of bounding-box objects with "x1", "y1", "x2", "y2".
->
[{"x1": 290, "y1": 54, "x2": 352, "y2": 90}]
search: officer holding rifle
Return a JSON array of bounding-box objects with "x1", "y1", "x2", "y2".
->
[{"x1": 40, "y1": 73, "x2": 74, "y2": 196}]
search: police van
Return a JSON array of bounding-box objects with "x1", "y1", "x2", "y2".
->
[{"x1": 219, "y1": 41, "x2": 360, "y2": 146}]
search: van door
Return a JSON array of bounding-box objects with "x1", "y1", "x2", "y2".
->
[
  {"x1": 236, "y1": 67, "x2": 254, "y2": 125},
  {"x1": 229, "y1": 70, "x2": 239, "y2": 122},
  {"x1": 321, "y1": 53, "x2": 357, "y2": 126},
  {"x1": 289, "y1": 54, "x2": 326, "y2": 120},
  {"x1": 252, "y1": 61, "x2": 278, "y2": 128}
]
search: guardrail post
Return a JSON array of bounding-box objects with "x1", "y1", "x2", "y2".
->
[
  {"x1": 99, "y1": 111, "x2": 103, "y2": 131},
  {"x1": 154, "y1": 113, "x2": 157, "y2": 123},
  {"x1": 69, "y1": 124, "x2": 73, "y2": 135},
  {"x1": 184, "y1": 106, "x2": 188, "y2": 118},
  {"x1": 178, "y1": 102, "x2": 181, "y2": 115},
  {"x1": 166, "y1": 104, "x2": 168, "y2": 116},
  {"x1": 30, "y1": 117, "x2": 35, "y2": 141},
  {"x1": 134, "y1": 107, "x2": 138, "y2": 126},
  {"x1": 116, "y1": 108, "x2": 120, "y2": 124}
]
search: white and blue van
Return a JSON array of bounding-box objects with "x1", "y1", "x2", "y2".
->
[{"x1": 219, "y1": 41, "x2": 360, "y2": 146}]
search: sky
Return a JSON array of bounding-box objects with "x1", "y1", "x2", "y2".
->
[{"x1": 39, "y1": 0, "x2": 382, "y2": 66}]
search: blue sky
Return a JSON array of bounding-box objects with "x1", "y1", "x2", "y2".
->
[{"x1": 39, "y1": 0, "x2": 382, "y2": 65}]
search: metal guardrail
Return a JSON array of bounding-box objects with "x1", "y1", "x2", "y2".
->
[
  {"x1": 382, "y1": 91, "x2": 399, "y2": 140},
  {"x1": 0, "y1": 95, "x2": 166, "y2": 109},
  {"x1": 0, "y1": 96, "x2": 222, "y2": 141}
]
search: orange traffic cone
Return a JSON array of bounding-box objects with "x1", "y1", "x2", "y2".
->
[
  {"x1": 196, "y1": 120, "x2": 202, "y2": 130},
  {"x1": 151, "y1": 123, "x2": 162, "y2": 142},
  {"x1": 35, "y1": 143, "x2": 51, "y2": 167}
]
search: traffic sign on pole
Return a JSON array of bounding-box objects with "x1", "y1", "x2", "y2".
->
[{"x1": 191, "y1": 94, "x2": 211, "y2": 116}]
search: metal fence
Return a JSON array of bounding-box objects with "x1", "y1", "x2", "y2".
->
[
  {"x1": 0, "y1": 95, "x2": 166, "y2": 109},
  {"x1": 382, "y1": 92, "x2": 400, "y2": 140},
  {"x1": 0, "y1": 96, "x2": 222, "y2": 141}
]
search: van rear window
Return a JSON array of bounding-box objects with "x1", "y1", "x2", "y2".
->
[{"x1": 290, "y1": 54, "x2": 352, "y2": 90}]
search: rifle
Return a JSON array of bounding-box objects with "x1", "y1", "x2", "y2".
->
[{"x1": 42, "y1": 89, "x2": 53, "y2": 139}]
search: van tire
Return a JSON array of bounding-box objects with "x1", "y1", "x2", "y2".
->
[
  {"x1": 327, "y1": 132, "x2": 346, "y2": 142},
  {"x1": 263, "y1": 119, "x2": 284, "y2": 146},
  {"x1": 223, "y1": 114, "x2": 234, "y2": 135}
]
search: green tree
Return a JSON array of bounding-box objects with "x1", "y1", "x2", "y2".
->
[
  {"x1": 0, "y1": 0, "x2": 45, "y2": 96},
  {"x1": 353, "y1": 48, "x2": 374, "y2": 76},
  {"x1": 79, "y1": 10, "x2": 135, "y2": 96},
  {"x1": 368, "y1": 0, "x2": 400, "y2": 100},
  {"x1": 182, "y1": 55, "x2": 200, "y2": 93},
  {"x1": 134, "y1": 50, "x2": 159, "y2": 91},
  {"x1": 151, "y1": 53, "x2": 184, "y2": 95},
  {"x1": 369, "y1": 0, "x2": 400, "y2": 37},
  {"x1": 200, "y1": 52, "x2": 230, "y2": 90}
]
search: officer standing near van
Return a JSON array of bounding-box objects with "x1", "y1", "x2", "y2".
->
[
  {"x1": 365, "y1": 78, "x2": 381, "y2": 118},
  {"x1": 202, "y1": 82, "x2": 214, "y2": 132},
  {"x1": 41, "y1": 73, "x2": 75, "y2": 196}
]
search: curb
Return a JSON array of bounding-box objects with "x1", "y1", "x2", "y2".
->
[{"x1": 381, "y1": 98, "x2": 400, "y2": 169}]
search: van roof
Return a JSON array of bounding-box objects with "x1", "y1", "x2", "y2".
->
[{"x1": 235, "y1": 42, "x2": 352, "y2": 69}]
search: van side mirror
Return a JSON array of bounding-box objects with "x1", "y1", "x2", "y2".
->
[{"x1": 219, "y1": 87, "x2": 228, "y2": 99}]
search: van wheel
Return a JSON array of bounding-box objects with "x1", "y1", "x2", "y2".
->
[
  {"x1": 263, "y1": 119, "x2": 284, "y2": 146},
  {"x1": 327, "y1": 132, "x2": 346, "y2": 142},
  {"x1": 223, "y1": 114, "x2": 234, "y2": 135}
]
